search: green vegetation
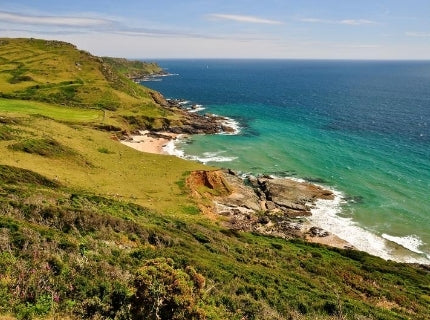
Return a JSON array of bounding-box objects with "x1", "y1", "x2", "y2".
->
[
  {"x1": 9, "y1": 138, "x2": 77, "y2": 158},
  {"x1": 0, "y1": 38, "x2": 177, "y2": 131},
  {"x1": 0, "y1": 38, "x2": 429, "y2": 319},
  {"x1": 102, "y1": 57, "x2": 165, "y2": 79},
  {"x1": 0, "y1": 98, "x2": 103, "y2": 123}
]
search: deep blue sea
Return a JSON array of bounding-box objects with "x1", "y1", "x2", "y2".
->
[{"x1": 143, "y1": 59, "x2": 430, "y2": 263}]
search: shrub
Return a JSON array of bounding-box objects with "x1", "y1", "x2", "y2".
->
[
  {"x1": 130, "y1": 258, "x2": 206, "y2": 320},
  {"x1": 97, "y1": 147, "x2": 115, "y2": 154}
]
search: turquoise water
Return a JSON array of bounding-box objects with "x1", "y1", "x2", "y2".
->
[{"x1": 145, "y1": 60, "x2": 430, "y2": 263}]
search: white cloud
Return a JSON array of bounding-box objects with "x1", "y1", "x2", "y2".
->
[
  {"x1": 405, "y1": 32, "x2": 430, "y2": 37},
  {"x1": 339, "y1": 19, "x2": 375, "y2": 25},
  {"x1": 335, "y1": 44, "x2": 381, "y2": 48},
  {"x1": 207, "y1": 14, "x2": 283, "y2": 25},
  {"x1": 0, "y1": 11, "x2": 113, "y2": 27},
  {"x1": 300, "y1": 18, "x2": 376, "y2": 25}
]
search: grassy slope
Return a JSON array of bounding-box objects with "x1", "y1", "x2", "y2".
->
[
  {"x1": 101, "y1": 57, "x2": 165, "y2": 79},
  {"x1": 0, "y1": 38, "x2": 429, "y2": 320},
  {"x1": 0, "y1": 38, "x2": 177, "y2": 131}
]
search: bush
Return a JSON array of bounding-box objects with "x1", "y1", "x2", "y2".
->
[
  {"x1": 130, "y1": 258, "x2": 205, "y2": 320},
  {"x1": 97, "y1": 147, "x2": 115, "y2": 154}
]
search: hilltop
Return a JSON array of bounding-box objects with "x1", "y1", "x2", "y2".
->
[{"x1": 0, "y1": 38, "x2": 429, "y2": 320}]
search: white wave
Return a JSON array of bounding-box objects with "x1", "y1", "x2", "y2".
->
[
  {"x1": 382, "y1": 234, "x2": 425, "y2": 255},
  {"x1": 188, "y1": 105, "x2": 206, "y2": 113},
  {"x1": 162, "y1": 138, "x2": 185, "y2": 157},
  {"x1": 162, "y1": 138, "x2": 236, "y2": 164},
  {"x1": 308, "y1": 188, "x2": 430, "y2": 264},
  {"x1": 178, "y1": 100, "x2": 191, "y2": 105},
  {"x1": 140, "y1": 78, "x2": 163, "y2": 82},
  {"x1": 187, "y1": 151, "x2": 237, "y2": 164},
  {"x1": 218, "y1": 116, "x2": 241, "y2": 135},
  {"x1": 159, "y1": 73, "x2": 179, "y2": 77}
]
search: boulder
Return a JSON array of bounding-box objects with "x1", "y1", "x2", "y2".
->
[{"x1": 308, "y1": 226, "x2": 330, "y2": 237}]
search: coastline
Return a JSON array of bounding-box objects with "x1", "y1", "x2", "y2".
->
[
  {"x1": 120, "y1": 130, "x2": 181, "y2": 155},
  {"x1": 121, "y1": 132, "x2": 354, "y2": 250},
  {"x1": 121, "y1": 92, "x2": 430, "y2": 264}
]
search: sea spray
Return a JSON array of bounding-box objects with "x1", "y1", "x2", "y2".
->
[{"x1": 309, "y1": 188, "x2": 430, "y2": 264}]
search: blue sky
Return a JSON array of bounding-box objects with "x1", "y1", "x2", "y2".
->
[{"x1": 0, "y1": 0, "x2": 429, "y2": 59}]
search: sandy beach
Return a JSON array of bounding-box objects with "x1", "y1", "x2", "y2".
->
[{"x1": 121, "y1": 131, "x2": 180, "y2": 155}]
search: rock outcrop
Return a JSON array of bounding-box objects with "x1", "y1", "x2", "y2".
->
[
  {"x1": 186, "y1": 169, "x2": 348, "y2": 245},
  {"x1": 148, "y1": 93, "x2": 236, "y2": 135}
]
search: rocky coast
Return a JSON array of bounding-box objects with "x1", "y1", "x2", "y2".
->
[
  {"x1": 121, "y1": 92, "x2": 237, "y2": 154},
  {"x1": 187, "y1": 169, "x2": 353, "y2": 249},
  {"x1": 121, "y1": 91, "x2": 353, "y2": 250}
]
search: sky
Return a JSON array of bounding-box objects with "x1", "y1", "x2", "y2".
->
[{"x1": 0, "y1": 0, "x2": 429, "y2": 59}]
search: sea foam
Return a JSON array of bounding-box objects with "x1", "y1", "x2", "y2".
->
[
  {"x1": 162, "y1": 138, "x2": 237, "y2": 164},
  {"x1": 308, "y1": 186, "x2": 430, "y2": 264},
  {"x1": 382, "y1": 234, "x2": 425, "y2": 255},
  {"x1": 187, "y1": 151, "x2": 237, "y2": 164},
  {"x1": 218, "y1": 116, "x2": 241, "y2": 135},
  {"x1": 187, "y1": 104, "x2": 206, "y2": 113}
]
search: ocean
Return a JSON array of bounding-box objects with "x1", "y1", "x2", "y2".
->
[{"x1": 143, "y1": 59, "x2": 430, "y2": 264}]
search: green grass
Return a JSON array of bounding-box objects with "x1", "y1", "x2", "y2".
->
[
  {"x1": 0, "y1": 38, "x2": 179, "y2": 132},
  {"x1": 0, "y1": 99, "x2": 103, "y2": 123},
  {"x1": 8, "y1": 138, "x2": 77, "y2": 158},
  {"x1": 0, "y1": 124, "x2": 18, "y2": 140},
  {"x1": 0, "y1": 114, "x2": 207, "y2": 214},
  {"x1": 101, "y1": 57, "x2": 164, "y2": 78},
  {"x1": 0, "y1": 167, "x2": 429, "y2": 319}
]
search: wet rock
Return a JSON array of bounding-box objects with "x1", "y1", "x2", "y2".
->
[
  {"x1": 227, "y1": 169, "x2": 236, "y2": 176},
  {"x1": 258, "y1": 177, "x2": 334, "y2": 216},
  {"x1": 247, "y1": 175, "x2": 259, "y2": 188},
  {"x1": 308, "y1": 226, "x2": 330, "y2": 237}
]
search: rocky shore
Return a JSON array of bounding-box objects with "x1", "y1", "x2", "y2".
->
[
  {"x1": 187, "y1": 169, "x2": 353, "y2": 249},
  {"x1": 149, "y1": 91, "x2": 237, "y2": 135},
  {"x1": 123, "y1": 91, "x2": 352, "y2": 249}
]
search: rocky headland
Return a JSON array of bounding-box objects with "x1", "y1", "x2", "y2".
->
[
  {"x1": 187, "y1": 169, "x2": 353, "y2": 249},
  {"x1": 149, "y1": 91, "x2": 237, "y2": 135}
]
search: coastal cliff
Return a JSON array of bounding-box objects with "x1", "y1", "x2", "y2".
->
[{"x1": 1, "y1": 38, "x2": 430, "y2": 320}]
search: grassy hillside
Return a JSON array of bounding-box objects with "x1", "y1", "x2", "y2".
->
[
  {"x1": 102, "y1": 57, "x2": 165, "y2": 80},
  {"x1": 0, "y1": 38, "x2": 429, "y2": 320},
  {"x1": 0, "y1": 38, "x2": 177, "y2": 132}
]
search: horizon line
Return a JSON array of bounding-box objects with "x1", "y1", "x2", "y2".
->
[{"x1": 127, "y1": 57, "x2": 430, "y2": 62}]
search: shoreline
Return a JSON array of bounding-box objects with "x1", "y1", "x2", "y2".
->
[
  {"x1": 120, "y1": 95, "x2": 430, "y2": 264},
  {"x1": 120, "y1": 128, "x2": 355, "y2": 250},
  {"x1": 120, "y1": 130, "x2": 181, "y2": 155},
  {"x1": 121, "y1": 130, "x2": 430, "y2": 263}
]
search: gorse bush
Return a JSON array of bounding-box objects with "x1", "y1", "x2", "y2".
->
[{"x1": 131, "y1": 258, "x2": 206, "y2": 320}]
